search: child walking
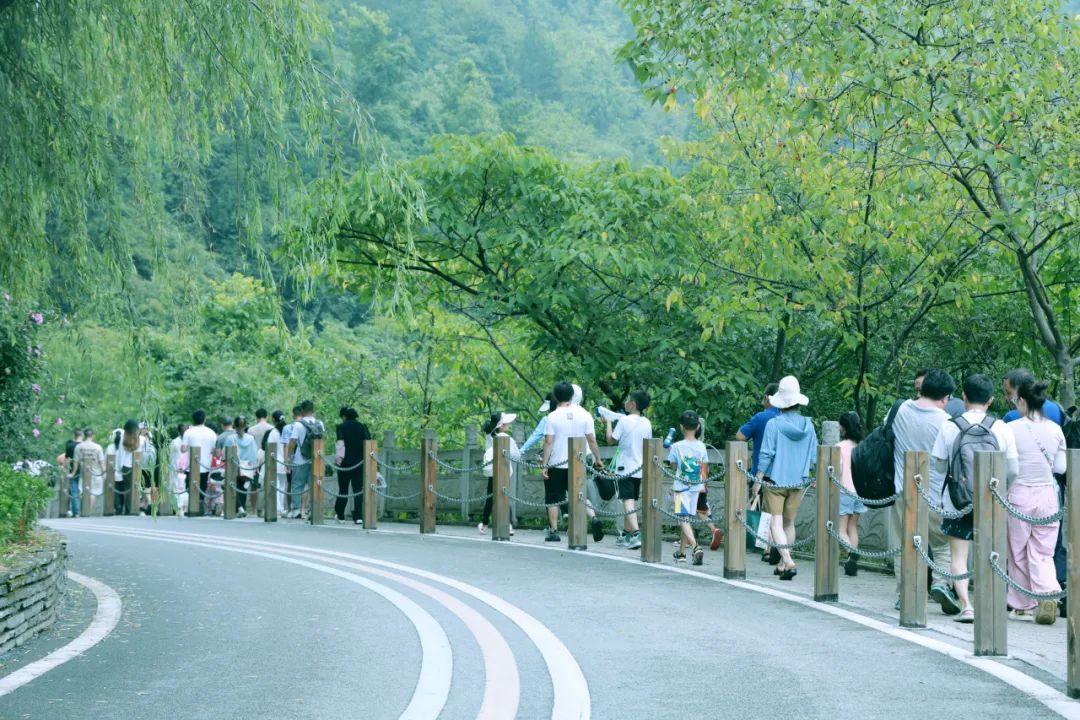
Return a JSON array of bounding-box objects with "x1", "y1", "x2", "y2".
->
[
  {"x1": 668, "y1": 411, "x2": 708, "y2": 565},
  {"x1": 837, "y1": 411, "x2": 867, "y2": 576}
]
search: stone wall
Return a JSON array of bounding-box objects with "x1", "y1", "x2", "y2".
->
[{"x1": 0, "y1": 531, "x2": 67, "y2": 655}]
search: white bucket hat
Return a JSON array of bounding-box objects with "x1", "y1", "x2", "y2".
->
[
  {"x1": 497, "y1": 412, "x2": 517, "y2": 428},
  {"x1": 571, "y1": 384, "x2": 583, "y2": 406},
  {"x1": 769, "y1": 375, "x2": 809, "y2": 409}
]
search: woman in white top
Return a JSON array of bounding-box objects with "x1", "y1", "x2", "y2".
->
[
  {"x1": 264, "y1": 410, "x2": 289, "y2": 516},
  {"x1": 479, "y1": 412, "x2": 521, "y2": 535},
  {"x1": 113, "y1": 420, "x2": 140, "y2": 515},
  {"x1": 170, "y1": 424, "x2": 190, "y2": 516},
  {"x1": 1007, "y1": 377, "x2": 1066, "y2": 625}
]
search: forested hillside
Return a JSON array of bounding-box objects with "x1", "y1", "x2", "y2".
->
[{"x1": 2, "y1": 1, "x2": 1078, "y2": 463}]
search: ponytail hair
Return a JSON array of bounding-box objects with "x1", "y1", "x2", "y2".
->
[
  {"x1": 1017, "y1": 377, "x2": 1049, "y2": 414},
  {"x1": 839, "y1": 411, "x2": 864, "y2": 443}
]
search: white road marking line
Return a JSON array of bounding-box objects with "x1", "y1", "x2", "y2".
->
[
  {"x1": 66, "y1": 523, "x2": 592, "y2": 720},
  {"x1": 63, "y1": 528, "x2": 452, "y2": 720},
  {"x1": 0, "y1": 571, "x2": 121, "y2": 697},
  {"x1": 385, "y1": 528, "x2": 1080, "y2": 719}
]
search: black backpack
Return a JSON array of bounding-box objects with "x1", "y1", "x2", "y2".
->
[
  {"x1": 944, "y1": 415, "x2": 999, "y2": 510},
  {"x1": 850, "y1": 399, "x2": 905, "y2": 507},
  {"x1": 1064, "y1": 405, "x2": 1080, "y2": 450}
]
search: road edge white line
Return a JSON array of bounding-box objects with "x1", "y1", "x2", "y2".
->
[
  {"x1": 61, "y1": 528, "x2": 452, "y2": 720},
  {"x1": 0, "y1": 571, "x2": 122, "y2": 698}
]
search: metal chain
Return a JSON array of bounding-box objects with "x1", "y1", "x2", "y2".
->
[
  {"x1": 652, "y1": 500, "x2": 715, "y2": 526},
  {"x1": 824, "y1": 521, "x2": 903, "y2": 559},
  {"x1": 225, "y1": 480, "x2": 259, "y2": 496},
  {"x1": 427, "y1": 484, "x2": 493, "y2": 503},
  {"x1": 826, "y1": 466, "x2": 901, "y2": 507},
  {"x1": 514, "y1": 453, "x2": 568, "y2": 470},
  {"x1": 588, "y1": 464, "x2": 644, "y2": 481},
  {"x1": 321, "y1": 455, "x2": 366, "y2": 472},
  {"x1": 319, "y1": 480, "x2": 366, "y2": 500},
  {"x1": 370, "y1": 453, "x2": 421, "y2": 472},
  {"x1": 912, "y1": 535, "x2": 972, "y2": 580},
  {"x1": 989, "y1": 479, "x2": 1064, "y2": 526},
  {"x1": 650, "y1": 457, "x2": 724, "y2": 486},
  {"x1": 733, "y1": 510, "x2": 816, "y2": 550},
  {"x1": 590, "y1": 503, "x2": 642, "y2": 518},
  {"x1": 988, "y1": 552, "x2": 1067, "y2": 600},
  {"x1": 427, "y1": 452, "x2": 481, "y2": 475},
  {"x1": 502, "y1": 487, "x2": 566, "y2": 508},
  {"x1": 369, "y1": 483, "x2": 421, "y2": 501},
  {"x1": 914, "y1": 476, "x2": 972, "y2": 518}
]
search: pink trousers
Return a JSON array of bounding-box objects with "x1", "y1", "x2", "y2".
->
[{"x1": 1006, "y1": 483, "x2": 1061, "y2": 610}]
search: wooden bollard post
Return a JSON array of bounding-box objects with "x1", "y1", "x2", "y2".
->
[
  {"x1": 224, "y1": 446, "x2": 237, "y2": 520},
  {"x1": 380, "y1": 431, "x2": 394, "y2": 521},
  {"x1": 566, "y1": 436, "x2": 587, "y2": 550},
  {"x1": 492, "y1": 435, "x2": 511, "y2": 541},
  {"x1": 80, "y1": 451, "x2": 93, "y2": 516},
  {"x1": 310, "y1": 438, "x2": 325, "y2": 526},
  {"x1": 129, "y1": 450, "x2": 141, "y2": 516},
  {"x1": 640, "y1": 438, "x2": 664, "y2": 563},
  {"x1": 974, "y1": 450, "x2": 1007, "y2": 656},
  {"x1": 420, "y1": 431, "x2": 437, "y2": 534},
  {"x1": 1066, "y1": 449, "x2": 1080, "y2": 698},
  {"x1": 155, "y1": 455, "x2": 169, "y2": 517},
  {"x1": 900, "y1": 451, "x2": 930, "y2": 627},
  {"x1": 724, "y1": 441, "x2": 749, "y2": 579},
  {"x1": 363, "y1": 440, "x2": 379, "y2": 529},
  {"x1": 264, "y1": 443, "x2": 278, "y2": 522},
  {"x1": 814, "y1": 436, "x2": 841, "y2": 602},
  {"x1": 188, "y1": 447, "x2": 201, "y2": 516},
  {"x1": 103, "y1": 454, "x2": 116, "y2": 517},
  {"x1": 461, "y1": 426, "x2": 476, "y2": 521}
]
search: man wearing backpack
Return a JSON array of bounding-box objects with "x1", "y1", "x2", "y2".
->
[
  {"x1": 285, "y1": 400, "x2": 325, "y2": 520},
  {"x1": 930, "y1": 374, "x2": 1018, "y2": 623},
  {"x1": 890, "y1": 368, "x2": 959, "y2": 613}
]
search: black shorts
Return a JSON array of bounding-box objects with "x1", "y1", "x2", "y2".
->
[
  {"x1": 545, "y1": 468, "x2": 569, "y2": 505},
  {"x1": 617, "y1": 477, "x2": 641, "y2": 501},
  {"x1": 941, "y1": 514, "x2": 973, "y2": 541},
  {"x1": 696, "y1": 490, "x2": 709, "y2": 512}
]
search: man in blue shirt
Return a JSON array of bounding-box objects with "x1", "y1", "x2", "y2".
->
[{"x1": 736, "y1": 382, "x2": 780, "y2": 478}]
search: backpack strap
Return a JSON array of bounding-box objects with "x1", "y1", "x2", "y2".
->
[
  {"x1": 978, "y1": 414, "x2": 997, "y2": 431},
  {"x1": 883, "y1": 399, "x2": 905, "y2": 433}
]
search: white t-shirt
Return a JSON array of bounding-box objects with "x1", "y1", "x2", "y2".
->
[
  {"x1": 1012, "y1": 417, "x2": 1066, "y2": 486},
  {"x1": 250, "y1": 420, "x2": 273, "y2": 450},
  {"x1": 544, "y1": 404, "x2": 595, "y2": 468},
  {"x1": 931, "y1": 410, "x2": 1017, "y2": 510},
  {"x1": 611, "y1": 414, "x2": 652, "y2": 479},
  {"x1": 181, "y1": 425, "x2": 218, "y2": 473},
  {"x1": 482, "y1": 433, "x2": 521, "y2": 478},
  {"x1": 666, "y1": 439, "x2": 707, "y2": 491}
]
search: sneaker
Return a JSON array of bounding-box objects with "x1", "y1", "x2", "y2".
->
[
  {"x1": 478, "y1": 523, "x2": 487, "y2": 535},
  {"x1": 929, "y1": 584, "x2": 962, "y2": 616},
  {"x1": 65, "y1": 511, "x2": 73, "y2": 518},
  {"x1": 955, "y1": 607, "x2": 975, "y2": 624},
  {"x1": 545, "y1": 530, "x2": 561, "y2": 542},
  {"x1": 692, "y1": 546, "x2": 704, "y2": 566},
  {"x1": 1035, "y1": 599, "x2": 1058, "y2": 626},
  {"x1": 673, "y1": 551, "x2": 687, "y2": 563},
  {"x1": 627, "y1": 532, "x2": 642, "y2": 550},
  {"x1": 354, "y1": 519, "x2": 363, "y2": 525},
  {"x1": 709, "y1": 528, "x2": 723, "y2": 551},
  {"x1": 590, "y1": 518, "x2": 604, "y2": 543},
  {"x1": 139, "y1": 511, "x2": 146, "y2": 517},
  {"x1": 509, "y1": 524, "x2": 514, "y2": 536},
  {"x1": 237, "y1": 508, "x2": 247, "y2": 518}
]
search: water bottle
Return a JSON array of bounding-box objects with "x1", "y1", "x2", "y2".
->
[{"x1": 663, "y1": 427, "x2": 677, "y2": 448}]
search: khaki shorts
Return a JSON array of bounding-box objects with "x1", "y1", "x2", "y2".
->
[{"x1": 763, "y1": 486, "x2": 802, "y2": 522}]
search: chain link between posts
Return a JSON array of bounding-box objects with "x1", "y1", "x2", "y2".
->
[
  {"x1": 369, "y1": 483, "x2": 421, "y2": 501},
  {"x1": 824, "y1": 521, "x2": 903, "y2": 559},
  {"x1": 370, "y1": 453, "x2": 421, "y2": 473},
  {"x1": 989, "y1": 478, "x2": 1064, "y2": 525},
  {"x1": 502, "y1": 487, "x2": 566, "y2": 508},
  {"x1": 651, "y1": 499, "x2": 714, "y2": 526},
  {"x1": 427, "y1": 484, "x2": 493, "y2": 504},
  {"x1": 988, "y1": 552, "x2": 1067, "y2": 601},
  {"x1": 914, "y1": 475, "x2": 972, "y2": 519},
  {"x1": 912, "y1": 535, "x2": 972, "y2": 580},
  {"x1": 734, "y1": 510, "x2": 816, "y2": 550},
  {"x1": 514, "y1": 453, "x2": 567, "y2": 470},
  {"x1": 826, "y1": 466, "x2": 901, "y2": 507}
]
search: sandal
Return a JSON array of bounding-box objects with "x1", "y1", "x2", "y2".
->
[{"x1": 779, "y1": 567, "x2": 797, "y2": 581}]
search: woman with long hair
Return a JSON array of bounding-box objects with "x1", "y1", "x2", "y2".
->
[
  {"x1": 479, "y1": 411, "x2": 521, "y2": 535},
  {"x1": 114, "y1": 420, "x2": 140, "y2": 515},
  {"x1": 837, "y1": 411, "x2": 866, "y2": 576}
]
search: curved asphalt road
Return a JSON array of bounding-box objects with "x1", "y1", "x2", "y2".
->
[{"x1": 0, "y1": 517, "x2": 1057, "y2": 719}]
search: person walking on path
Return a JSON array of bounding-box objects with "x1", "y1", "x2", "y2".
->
[
  {"x1": 263, "y1": 410, "x2": 289, "y2": 517},
  {"x1": 931, "y1": 373, "x2": 1018, "y2": 623},
  {"x1": 520, "y1": 392, "x2": 557, "y2": 455},
  {"x1": 169, "y1": 424, "x2": 190, "y2": 516},
  {"x1": 61, "y1": 429, "x2": 84, "y2": 517},
  {"x1": 668, "y1": 411, "x2": 708, "y2": 566},
  {"x1": 541, "y1": 382, "x2": 604, "y2": 542},
  {"x1": 605, "y1": 389, "x2": 652, "y2": 550},
  {"x1": 250, "y1": 408, "x2": 273, "y2": 448},
  {"x1": 1005, "y1": 376, "x2": 1065, "y2": 625},
  {"x1": 891, "y1": 368, "x2": 960, "y2": 614},
  {"x1": 181, "y1": 410, "x2": 217, "y2": 516},
  {"x1": 753, "y1": 376, "x2": 817, "y2": 581},
  {"x1": 836, "y1": 411, "x2": 867, "y2": 576},
  {"x1": 737, "y1": 382, "x2": 780, "y2": 564},
  {"x1": 113, "y1": 420, "x2": 142, "y2": 515},
  {"x1": 334, "y1": 407, "x2": 371, "y2": 524},
  {"x1": 227, "y1": 416, "x2": 258, "y2": 518},
  {"x1": 74, "y1": 428, "x2": 106, "y2": 516},
  {"x1": 285, "y1": 400, "x2": 324, "y2": 520},
  {"x1": 479, "y1": 412, "x2": 521, "y2": 534}
]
